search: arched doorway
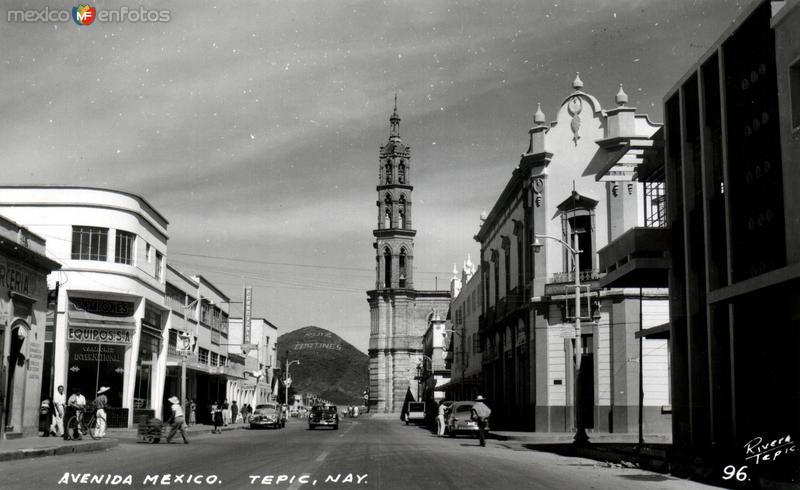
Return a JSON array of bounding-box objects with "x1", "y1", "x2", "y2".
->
[{"x1": 4, "y1": 320, "x2": 30, "y2": 432}]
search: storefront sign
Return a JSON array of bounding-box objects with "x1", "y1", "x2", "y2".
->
[
  {"x1": 0, "y1": 257, "x2": 37, "y2": 296},
  {"x1": 68, "y1": 326, "x2": 133, "y2": 345},
  {"x1": 243, "y1": 285, "x2": 253, "y2": 344},
  {"x1": 71, "y1": 297, "x2": 134, "y2": 317},
  {"x1": 70, "y1": 344, "x2": 124, "y2": 363}
]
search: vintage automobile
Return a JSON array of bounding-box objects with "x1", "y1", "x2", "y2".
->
[
  {"x1": 445, "y1": 401, "x2": 490, "y2": 437},
  {"x1": 405, "y1": 402, "x2": 426, "y2": 425},
  {"x1": 250, "y1": 403, "x2": 284, "y2": 429},
  {"x1": 308, "y1": 404, "x2": 339, "y2": 430}
]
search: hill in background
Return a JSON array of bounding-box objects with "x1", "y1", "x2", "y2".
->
[{"x1": 276, "y1": 326, "x2": 368, "y2": 405}]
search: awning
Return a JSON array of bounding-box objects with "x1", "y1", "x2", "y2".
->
[{"x1": 634, "y1": 322, "x2": 670, "y2": 339}]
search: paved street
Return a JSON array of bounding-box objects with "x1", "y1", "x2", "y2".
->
[{"x1": 0, "y1": 416, "x2": 716, "y2": 490}]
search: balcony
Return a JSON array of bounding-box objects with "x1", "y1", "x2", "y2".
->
[{"x1": 597, "y1": 227, "x2": 671, "y2": 288}]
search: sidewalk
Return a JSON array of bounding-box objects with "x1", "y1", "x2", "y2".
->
[
  {"x1": 106, "y1": 421, "x2": 249, "y2": 440},
  {"x1": 0, "y1": 435, "x2": 118, "y2": 463}
]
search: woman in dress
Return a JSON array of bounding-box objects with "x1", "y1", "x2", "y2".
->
[{"x1": 212, "y1": 401, "x2": 223, "y2": 433}]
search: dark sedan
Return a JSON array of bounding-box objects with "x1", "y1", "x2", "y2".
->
[{"x1": 308, "y1": 404, "x2": 339, "y2": 430}]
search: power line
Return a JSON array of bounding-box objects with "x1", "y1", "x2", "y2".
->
[{"x1": 170, "y1": 251, "x2": 455, "y2": 276}]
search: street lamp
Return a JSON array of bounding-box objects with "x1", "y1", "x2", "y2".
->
[
  {"x1": 178, "y1": 297, "x2": 209, "y2": 421},
  {"x1": 285, "y1": 356, "x2": 300, "y2": 409},
  {"x1": 533, "y1": 233, "x2": 599, "y2": 445}
]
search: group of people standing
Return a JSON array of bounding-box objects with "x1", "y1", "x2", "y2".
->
[{"x1": 40, "y1": 384, "x2": 109, "y2": 439}]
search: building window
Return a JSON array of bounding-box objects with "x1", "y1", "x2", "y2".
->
[
  {"x1": 398, "y1": 162, "x2": 406, "y2": 184},
  {"x1": 398, "y1": 195, "x2": 407, "y2": 228},
  {"x1": 791, "y1": 59, "x2": 800, "y2": 129},
  {"x1": 383, "y1": 248, "x2": 392, "y2": 288},
  {"x1": 210, "y1": 351, "x2": 219, "y2": 367},
  {"x1": 71, "y1": 226, "x2": 108, "y2": 261},
  {"x1": 155, "y1": 251, "x2": 163, "y2": 281},
  {"x1": 491, "y1": 250, "x2": 500, "y2": 305},
  {"x1": 220, "y1": 355, "x2": 227, "y2": 367},
  {"x1": 198, "y1": 348, "x2": 209, "y2": 364},
  {"x1": 644, "y1": 181, "x2": 667, "y2": 228},
  {"x1": 114, "y1": 230, "x2": 136, "y2": 265},
  {"x1": 145, "y1": 243, "x2": 152, "y2": 263},
  {"x1": 399, "y1": 248, "x2": 407, "y2": 288},
  {"x1": 385, "y1": 161, "x2": 393, "y2": 184}
]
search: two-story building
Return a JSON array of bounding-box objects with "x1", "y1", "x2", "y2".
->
[
  {"x1": 0, "y1": 187, "x2": 170, "y2": 428},
  {"x1": 475, "y1": 78, "x2": 671, "y2": 435},
  {"x1": 445, "y1": 255, "x2": 482, "y2": 401},
  {"x1": 228, "y1": 316, "x2": 279, "y2": 408}
]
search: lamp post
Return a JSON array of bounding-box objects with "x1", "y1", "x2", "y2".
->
[
  {"x1": 532, "y1": 233, "x2": 597, "y2": 445},
  {"x1": 180, "y1": 297, "x2": 206, "y2": 422},
  {"x1": 285, "y1": 356, "x2": 300, "y2": 409}
]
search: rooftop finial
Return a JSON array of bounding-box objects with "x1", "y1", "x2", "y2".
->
[
  {"x1": 615, "y1": 83, "x2": 628, "y2": 106},
  {"x1": 394, "y1": 89, "x2": 398, "y2": 113},
  {"x1": 533, "y1": 103, "x2": 546, "y2": 125},
  {"x1": 572, "y1": 72, "x2": 584, "y2": 90}
]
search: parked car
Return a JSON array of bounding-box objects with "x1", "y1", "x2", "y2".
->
[
  {"x1": 308, "y1": 404, "x2": 339, "y2": 430},
  {"x1": 405, "y1": 402, "x2": 426, "y2": 425},
  {"x1": 250, "y1": 403, "x2": 283, "y2": 429},
  {"x1": 445, "y1": 401, "x2": 490, "y2": 437}
]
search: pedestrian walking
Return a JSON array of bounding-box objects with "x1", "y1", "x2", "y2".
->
[
  {"x1": 94, "y1": 386, "x2": 110, "y2": 438},
  {"x1": 231, "y1": 400, "x2": 239, "y2": 424},
  {"x1": 242, "y1": 404, "x2": 250, "y2": 423},
  {"x1": 212, "y1": 401, "x2": 223, "y2": 433},
  {"x1": 52, "y1": 385, "x2": 66, "y2": 437},
  {"x1": 436, "y1": 401, "x2": 446, "y2": 437},
  {"x1": 470, "y1": 395, "x2": 492, "y2": 447},
  {"x1": 165, "y1": 396, "x2": 189, "y2": 444},
  {"x1": 188, "y1": 399, "x2": 197, "y2": 426},
  {"x1": 39, "y1": 397, "x2": 53, "y2": 437},
  {"x1": 222, "y1": 399, "x2": 230, "y2": 426}
]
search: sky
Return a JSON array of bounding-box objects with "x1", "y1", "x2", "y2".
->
[{"x1": 1, "y1": 0, "x2": 746, "y2": 352}]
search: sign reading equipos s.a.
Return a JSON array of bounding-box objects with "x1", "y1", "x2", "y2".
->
[{"x1": 68, "y1": 326, "x2": 132, "y2": 345}]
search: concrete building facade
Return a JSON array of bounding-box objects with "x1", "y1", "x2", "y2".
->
[
  {"x1": 0, "y1": 216, "x2": 60, "y2": 438},
  {"x1": 0, "y1": 187, "x2": 171, "y2": 427},
  {"x1": 445, "y1": 256, "x2": 483, "y2": 401},
  {"x1": 475, "y1": 78, "x2": 671, "y2": 434}
]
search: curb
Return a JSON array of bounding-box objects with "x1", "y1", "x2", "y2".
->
[
  {"x1": 108, "y1": 424, "x2": 249, "y2": 440},
  {"x1": 0, "y1": 439, "x2": 118, "y2": 462}
]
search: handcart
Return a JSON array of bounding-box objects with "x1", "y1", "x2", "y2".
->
[{"x1": 137, "y1": 416, "x2": 163, "y2": 443}]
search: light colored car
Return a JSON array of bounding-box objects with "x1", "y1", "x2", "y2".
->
[
  {"x1": 250, "y1": 403, "x2": 284, "y2": 429},
  {"x1": 445, "y1": 401, "x2": 490, "y2": 437},
  {"x1": 405, "y1": 402, "x2": 425, "y2": 425}
]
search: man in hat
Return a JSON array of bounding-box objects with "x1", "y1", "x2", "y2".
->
[
  {"x1": 470, "y1": 395, "x2": 492, "y2": 447},
  {"x1": 94, "y1": 386, "x2": 110, "y2": 438},
  {"x1": 166, "y1": 396, "x2": 189, "y2": 444}
]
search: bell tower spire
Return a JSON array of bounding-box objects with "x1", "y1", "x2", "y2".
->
[
  {"x1": 390, "y1": 90, "x2": 401, "y2": 140},
  {"x1": 374, "y1": 97, "x2": 415, "y2": 290}
]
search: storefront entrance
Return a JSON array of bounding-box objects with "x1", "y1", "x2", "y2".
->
[
  {"x1": 66, "y1": 343, "x2": 125, "y2": 406},
  {"x1": 3, "y1": 320, "x2": 30, "y2": 433}
]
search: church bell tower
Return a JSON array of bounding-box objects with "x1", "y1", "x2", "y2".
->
[{"x1": 373, "y1": 95, "x2": 415, "y2": 290}]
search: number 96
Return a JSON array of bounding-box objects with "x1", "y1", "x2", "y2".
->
[{"x1": 722, "y1": 465, "x2": 748, "y2": 482}]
